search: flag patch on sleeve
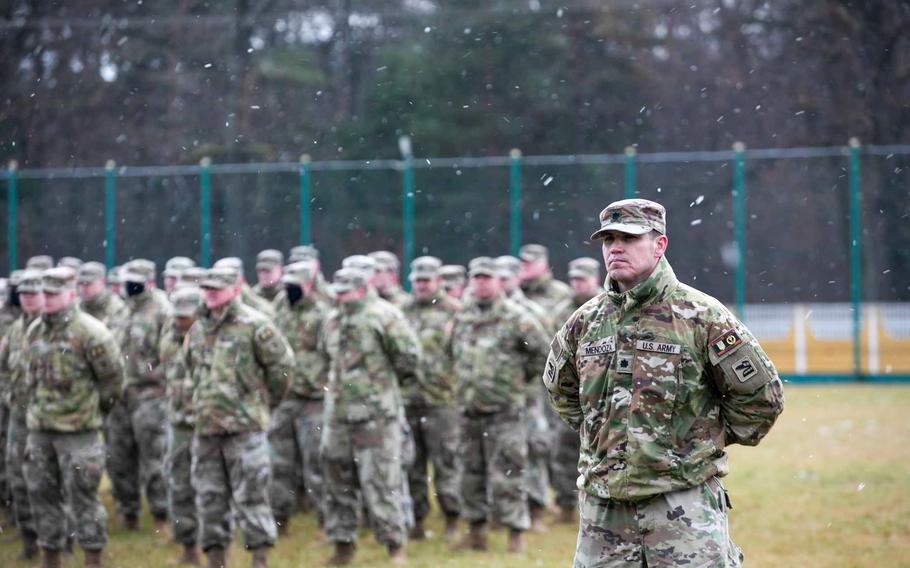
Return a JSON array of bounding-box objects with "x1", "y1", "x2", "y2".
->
[{"x1": 711, "y1": 329, "x2": 742, "y2": 359}]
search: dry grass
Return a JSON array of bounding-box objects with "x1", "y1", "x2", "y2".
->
[{"x1": 1, "y1": 384, "x2": 908, "y2": 567}]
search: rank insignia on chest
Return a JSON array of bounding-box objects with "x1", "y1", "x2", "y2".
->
[
  {"x1": 711, "y1": 329, "x2": 742, "y2": 359},
  {"x1": 616, "y1": 352, "x2": 633, "y2": 374}
]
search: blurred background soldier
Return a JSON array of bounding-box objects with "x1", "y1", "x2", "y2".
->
[
  {"x1": 369, "y1": 251, "x2": 409, "y2": 308},
  {"x1": 76, "y1": 262, "x2": 128, "y2": 328},
  {"x1": 24, "y1": 267, "x2": 124, "y2": 568},
  {"x1": 0, "y1": 269, "x2": 44, "y2": 560},
  {"x1": 213, "y1": 257, "x2": 276, "y2": 318},
  {"x1": 106, "y1": 260, "x2": 170, "y2": 533},
  {"x1": 253, "y1": 249, "x2": 284, "y2": 303},
  {"x1": 438, "y1": 265, "x2": 466, "y2": 300},
  {"x1": 107, "y1": 266, "x2": 123, "y2": 298},
  {"x1": 519, "y1": 244, "x2": 572, "y2": 314},
  {"x1": 57, "y1": 257, "x2": 83, "y2": 271},
  {"x1": 319, "y1": 267, "x2": 420, "y2": 565},
  {"x1": 163, "y1": 257, "x2": 196, "y2": 294},
  {"x1": 288, "y1": 245, "x2": 334, "y2": 304},
  {"x1": 25, "y1": 256, "x2": 54, "y2": 271},
  {"x1": 270, "y1": 261, "x2": 330, "y2": 535},
  {"x1": 160, "y1": 286, "x2": 203, "y2": 566},
  {"x1": 400, "y1": 256, "x2": 462, "y2": 541},
  {"x1": 0, "y1": 270, "x2": 24, "y2": 515},
  {"x1": 449, "y1": 257, "x2": 549, "y2": 554},
  {"x1": 185, "y1": 267, "x2": 293, "y2": 568}
]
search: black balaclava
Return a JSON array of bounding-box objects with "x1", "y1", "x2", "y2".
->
[
  {"x1": 285, "y1": 283, "x2": 303, "y2": 305},
  {"x1": 125, "y1": 281, "x2": 146, "y2": 297},
  {"x1": 8, "y1": 285, "x2": 20, "y2": 307}
]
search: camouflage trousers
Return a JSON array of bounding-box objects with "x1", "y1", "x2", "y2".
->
[
  {"x1": 5, "y1": 411, "x2": 34, "y2": 534},
  {"x1": 460, "y1": 408, "x2": 530, "y2": 531},
  {"x1": 526, "y1": 394, "x2": 553, "y2": 509},
  {"x1": 105, "y1": 398, "x2": 169, "y2": 520},
  {"x1": 268, "y1": 397, "x2": 325, "y2": 523},
  {"x1": 25, "y1": 430, "x2": 108, "y2": 552},
  {"x1": 165, "y1": 424, "x2": 197, "y2": 545},
  {"x1": 405, "y1": 405, "x2": 462, "y2": 521},
  {"x1": 573, "y1": 478, "x2": 744, "y2": 567},
  {"x1": 192, "y1": 431, "x2": 276, "y2": 551},
  {"x1": 0, "y1": 403, "x2": 8, "y2": 505},
  {"x1": 550, "y1": 416, "x2": 581, "y2": 509},
  {"x1": 322, "y1": 418, "x2": 407, "y2": 547}
]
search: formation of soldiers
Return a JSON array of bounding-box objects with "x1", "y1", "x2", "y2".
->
[{"x1": 0, "y1": 243, "x2": 600, "y2": 568}]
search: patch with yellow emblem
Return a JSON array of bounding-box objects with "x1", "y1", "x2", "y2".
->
[{"x1": 710, "y1": 329, "x2": 742, "y2": 360}]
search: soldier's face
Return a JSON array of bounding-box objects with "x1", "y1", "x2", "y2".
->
[
  {"x1": 519, "y1": 259, "x2": 547, "y2": 282},
  {"x1": 499, "y1": 275, "x2": 519, "y2": 293},
  {"x1": 571, "y1": 276, "x2": 599, "y2": 296},
  {"x1": 43, "y1": 290, "x2": 75, "y2": 313},
  {"x1": 19, "y1": 291, "x2": 44, "y2": 314},
  {"x1": 444, "y1": 283, "x2": 464, "y2": 299},
  {"x1": 601, "y1": 230, "x2": 668, "y2": 291},
  {"x1": 411, "y1": 277, "x2": 438, "y2": 299},
  {"x1": 202, "y1": 286, "x2": 238, "y2": 309},
  {"x1": 164, "y1": 276, "x2": 178, "y2": 293},
  {"x1": 470, "y1": 274, "x2": 501, "y2": 300},
  {"x1": 77, "y1": 279, "x2": 105, "y2": 300},
  {"x1": 257, "y1": 266, "x2": 282, "y2": 287}
]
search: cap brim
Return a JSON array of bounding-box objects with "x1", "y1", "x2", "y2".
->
[
  {"x1": 331, "y1": 284, "x2": 354, "y2": 294},
  {"x1": 469, "y1": 270, "x2": 496, "y2": 278},
  {"x1": 172, "y1": 307, "x2": 197, "y2": 317},
  {"x1": 568, "y1": 269, "x2": 593, "y2": 279},
  {"x1": 200, "y1": 281, "x2": 228, "y2": 290},
  {"x1": 590, "y1": 223, "x2": 652, "y2": 240}
]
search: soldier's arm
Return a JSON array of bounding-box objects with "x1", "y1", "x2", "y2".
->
[
  {"x1": 517, "y1": 312, "x2": 550, "y2": 381},
  {"x1": 542, "y1": 315, "x2": 583, "y2": 431},
  {"x1": 87, "y1": 329, "x2": 126, "y2": 414},
  {"x1": 253, "y1": 321, "x2": 294, "y2": 408},
  {"x1": 0, "y1": 329, "x2": 12, "y2": 399},
  {"x1": 706, "y1": 311, "x2": 785, "y2": 446},
  {"x1": 381, "y1": 311, "x2": 422, "y2": 387}
]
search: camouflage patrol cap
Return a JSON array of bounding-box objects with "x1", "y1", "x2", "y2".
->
[
  {"x1": 8, "y1": 270, "x2": 25, "y2": 287},
  {"x1": 289, "y1": 245, "x2": 319, "y2": 263},
  {"x1": 18, "y1": 269, "x2": 44, "y2": 294},
  {"x1": 409, "y1": 256, "x2": 442, "y2": 281},
  {"x1": 438, "y1": 265, "x2": 466, "y2": 283},
  {"x1": 568, "y1": 257, "x2": 601, "y2": 279},
  {"x1": 164, "y1": 256, "x2": 196, "y2": 278},
  {"x1": 591, "y1": 198, "x2": 666, "y2": 239},
  {"x1": 468, "y1": 257, "x2": 497, "y2": 277},
  {"x1": 342, "y1": 255, "x2": 377, "y2": 278},
  {"x1": 495, "y1": 255, "x2": 521, "y2": 278},
  {"x1": 256, "y1": 249, "x2": 284, "y2": 270},
  {"x1": 26, "y1": 255, "x2": 54, "y2": 270},
  {"x1": 77, "y1": 261, "x2": 107, "y2": 284},
  {"x1": 331, "y1": 267, "x2": 367, "y2": 294},
  {"x1": 200, "y1": 267, "x2": 238, "y2": 290},
  {"x1": 122, "y1": 259, "x2": 155, "y2": 283},
  {"x1": 214, "y1": 257, "x2": 244, "y2": 272},
  {"x1": 170, "y1": 286, "x2": 203, "y2": 317},
  {"x1": 108, "y1": 266, "x2": 122, "y2": 285},
  {"x1": 369, "y1": 251, "x2": 400, "y2": 272},
  {"x1": 179, "y1": 266, "x2": 206, "y2": 285},
  {"x1": 57, "y1": 256, "x2": 83, "y2": 270},
  {"x1": 42, "y1": 267, "x2": 76, "y2": 294},
  {"x1": 281, "y1": 261, "x2": 315, "y2": 285},
  {"x1": 519, "y1": 244, "x2": 549, "y2": 263}
]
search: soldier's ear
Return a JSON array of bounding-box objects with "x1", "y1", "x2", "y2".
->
[{"x1": 654, "y1": 234, "x2": 669, "y2": 258}]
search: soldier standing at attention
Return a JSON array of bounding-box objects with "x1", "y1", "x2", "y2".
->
[
  {"x1": 163, "y1": 257, "x2": 196, "y2": 294},
  {"x1": 438, "y1": 265, "x2": 467, "y2": 300},
  {"x1": 519, "y1": 244, "x2": 573, "y2": 314},
  {"x1": 400, "y1": 256, "x2": 462, "y2": 541},
  {"x1": 213, "y1": 257, "x2": 277, "y2": 318},
  {"x1": 76, "y1": 262, "x2": 129, "y2": 328},
  {"x1": 449, "y1": 257, "x2": 549, "y2": 554},
  {"x1": 253, "y1": 250, "x2": 285, "y2": 303},
  {"x1": 24, "y1": 267, "x2": 124, "y2": 568},
  {"x1": 184, "y1": 267, "x2": 293, "y2": 568},
  {"x1": 319, "y1": 268, "x2": 421, "y2": 565},
  {"x1": 369, "y1": 251, "x2": 410, "y2": 308},
  {"x1": 160, "y1": 286, "x2": 203, "y2": 566},
  {"x1": 544, "y1": 199, "x2": 785, "y2": 567},
  {"x1": 0, "y1": 270, "x2": 23, "y2": 514},
  {"x1": 106, "y1": 260, "x2": 171, "y2": 533},
  {"x1": 288, "y1": 245, "x2": 335, "y2": 304}
]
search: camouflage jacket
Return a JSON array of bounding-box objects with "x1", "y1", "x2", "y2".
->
[
  {"x1": 506, "y1": 288, "x2": 553, "y2": 331},
  {"x1": 185, "y1": 298, "x2": 293, "y2": 435},
  {"x1": 0, "y1": 312, "x2": 40, "y2": 416},
  {"x1": 119, "y1": 289, "x2": 169, "y2": 403},
  {"x1": 0, "y1": 304, "x2": 22, "y2": 341},
  {"x1": 25, "y1": 305, "x2": 125, "y2": 432},
  {"x1": 320, "y1": 296, "x2": 420, "y2": 424},
  {"x1": 78, "y1": 290, "x2": 129, "y2": 328},
  {"x1": 521, "y1": 272, "x2": 573, "y2": 315},
  {"x1": 449, "y1": 295, "x2": 549, "y2": 415},
  {"x1": 379, "y1": 285, "x2": 410, "y2": 309},
  {"x1": 554, "y1": 291, "x2": 599, "y2": 332},
  {"x1": 275, "y1": 295, "x2": 330, "y2": 400},
  {"x1": 544, "y1": 256, "x2": 785, "y2": 502},
  {"x1": 401, "y1": 291, "x2": 460, "y2": 409},
  {"x1": 160, "y1": 322, "x2": 193, "y2": 427},
  {"x1": 242, "y1": 284, "x2": 276, "y2": 318},
  {"x1": 252, "y1": 282, "x2": 282, "y2": 303}
]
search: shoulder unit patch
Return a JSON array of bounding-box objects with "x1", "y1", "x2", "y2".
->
[{"x1": 710, "y1": 329, "x2": 742, "y2": 360}]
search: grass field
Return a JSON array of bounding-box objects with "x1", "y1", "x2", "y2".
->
[{"x1": 1, "y1": 384, "x2": 908, "y2": 567}]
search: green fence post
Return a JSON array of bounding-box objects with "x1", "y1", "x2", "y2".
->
[
  {"x1": 299, "y1": 154, "x2": 312, "y2": 246},
  {"x1": 732, "y1": 142, "x2": 746, "y2": 321},
  {"x1": 104, "y1": 160, "x2": 116, "y2": 269},
  {"x1": 401, "y1": 158, "x2": 415, "y2": 291},
  {"x1": 6, "y1": 160, "x2": 17, "y2": 272},
  {"x1": 848, "y1": 137, "x2": 862, "y2": 379},
  {"x1": 199, "y1": 157, "x2": 212, "y2": 268},
  {"x1": 509, "y1": 148, "x2": 522, "y2": 256},
  {"x1": 624, "y1": 146, "x2": 637, "y2": 199}
]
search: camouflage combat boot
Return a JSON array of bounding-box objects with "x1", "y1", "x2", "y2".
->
[
  {"x1": 451, "y1": 521, "x2": 487, "y2": 551},
  {"x1": 409, "y1": 519, "x2": 426, "y2": 540},
  {"x1": 276, "y1": 517, "x2": 290, "y2": 537},
  {"x1": 174, "y1": 543, "x2": 200, "y2": 566},
  {"x1": 557, "y1": 505, "x2": 576, "y2": 524},
  {"x1": 507, "y1": 529, "x2": 525, "y2": 553},
  {"x1": 250, "y1": 547, "x2": 268, "y2": 568},
  {"x1": 325, "y1": 542, "x2": 355, "y2": 566},
  {"x1": 18, "y1": 529, "x2": 38, "y2": 560},
  {"x1": 444, "y1": 515, "x2": 459, "y2": 541},
  {"x1": 388, "y1": 543, "x2": 406, "y2": 564},
  {"x1": 206, "y1": 546, "x2": 226, "y2": 568},
  {"x1": 84, "y1": 549, "x2": 103, "y2": 567},
  {"x1": 38, "y1": 548, "x2": 61, "y2": 568},
  {"x1": 529, "y1": 504, "x2": 546, "y2": 533}
]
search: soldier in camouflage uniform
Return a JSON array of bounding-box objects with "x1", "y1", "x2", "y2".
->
[
  {"x1": 439, "y1": 265, "x2": 466, "y2": 300},
  {"x1": 0, "y1": 270, "x2": 24, "y2": 512},
  {"x1": 0, "y1": 269, "x2": 43, "y2": 560},
  {"x1": 184, "y1": 267, "x2": 293, "y2": 568},
  {"x1": 269, "y1": 261, "x2": 330, "y2": 534},
  {"x1": 163, "y1": 257, "x2": 196, "y2": 294},
  {"x1": 179, "y1": 267, "x2": 206, "y2": 288},
  {"x1": 400, "y1": 256, "x2": 462, "y2": 541},
  {"x1": 25, "y1": 255, "x2": 54, "y2": 271},
  {"x1": 106, "y1": 260, "x2": 171, "y2": 532},
  {"x1": 161, "y1": 286, "x2": 203, "y2": 566},
  {"x1": 519, "y1": 244, "x2": 573, "y2": 314},
  {"x1": 544, "y1": 199, "x2": 785, "y2": 567},
  {"x1": 449, "y1": 257, "x2": 550, "y2": 554},
  {"x1": 107, "y1": 266, "x2": 123, "y2": 298},
  {"x1": 213, "y1": 257, "x2": 276, "y2": 318},
  {"x1": 369, "y1": 251, "x2": 410, "y2": 308},
  {"x1": 289, "y1": 245, "x2": 335, "y2": 304},
  {"x1": 252, "y1": 250, "x2": 285, "y2": 303},
  {"x1": 319, "y1": 268, "x2": 421, "y2": 565},
  {"x1": 549, "y1": 257, "x2": 601, "y2": 524},
  {"x1": 76, "y1": 262, "x2": 129, "y2": 328},
  {"x1": 495, "y1": 255, "x2": 553, "y2": 532},
  {"x1": 57, "y1": 257, "x2": 83, "y2": 271},
  {"x1": 24, "y1": 267, "x2": 124, "y2": 568}
]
